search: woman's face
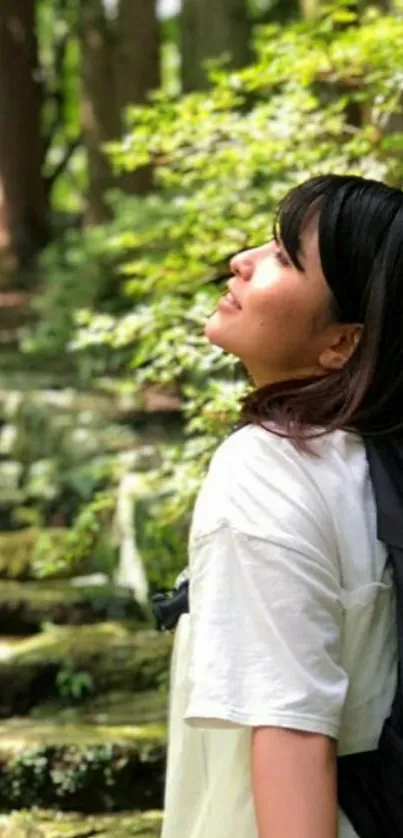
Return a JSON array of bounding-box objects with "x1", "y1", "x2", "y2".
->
[{"x1": 205, "y1": 230, "x2": 349, "y2": 386}]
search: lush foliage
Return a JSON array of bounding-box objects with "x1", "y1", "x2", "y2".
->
[{"x1": 28, "y1": 5, "x2": 403, "y2": 576}]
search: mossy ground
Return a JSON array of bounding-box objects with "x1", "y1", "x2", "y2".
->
[
  {"x1": 0, "y1": 544, "x2": 172, "y2": 825},
  {"x1": 0, "y1": 809, "x2": 162, "y2": 837},
  {"x1": 0, "y1": 711, "x2": 167, "y2": 811},
  {"x1": 29, "y1": 688, "x2": 167, "y2": 726}
]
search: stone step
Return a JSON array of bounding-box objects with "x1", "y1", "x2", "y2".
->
[
  {"x1": 0, "y1": 810, "x2": 162, "y2": 838},
  {"x1": 0, "y1": 707, "x2": 167, "y2": 812},
  {"x1": 0, "y1": 580, "x2": 145, "y2": 634},
  {"x1": 0, "y1": 530, "x2": 105, "y2": 583},
  {"x1": 0, "y1": 622, "x2": 172, "y2": 717},
  {"x1": 29, "y1": 687, "x2": 167, "y2": 726}
]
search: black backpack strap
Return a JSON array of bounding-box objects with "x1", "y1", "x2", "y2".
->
[
  {"x1": 338, "y1": 438, "x2": 403, "y2": 838},
  {"x1": 366, "y1": 438, "x2": 403, "y2": 726}
]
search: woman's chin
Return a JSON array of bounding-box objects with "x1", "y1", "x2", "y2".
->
[{"x1": 204, "y1": 311, "x2": 226, "y2": 346}]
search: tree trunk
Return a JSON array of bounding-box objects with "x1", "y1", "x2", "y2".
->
[
  {"x1": 0, "y1": 0, "x2": 48, "y2": 280},
  {"x1": 299, "y1": 0, "x2": 320, "y2": 18},
  {"x1": 115, "y1": 0, "x2": 160, "y2": 195},
  {"x1": 80, "y1": 0, "x2": 121, "y2": 226},
  {"x1": 182, "y1": 0, "x2": 251, "y2": 92},
  {"x1": 80, "y1": 0, "x2": 160, "y2": 226}
]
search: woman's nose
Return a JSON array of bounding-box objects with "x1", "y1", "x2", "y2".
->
[{"x1": 229, "y1": 249, "x2": 255, "y2": 281}]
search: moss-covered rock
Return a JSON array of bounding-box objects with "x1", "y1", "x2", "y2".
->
[
  {"x1": 0, "y1": 529, "x2": 120, "y2": 584},
  {"x1": 0, "y1": 716, "x2": 166, "y2": 811},
  {"x1": 0, "y1": 530, "x2": 69, "y2": 581},
  {"x1": 0, "y1": 623, "x2": 171, "y2": 717},
  {"x1": 30, "y1": 688, "x2": 167, "y2": 727},
  {"x1": 0, "y1": 580, "x2": 145, "y2": 634},
  {"x1": 0, "y1": 810, "x2": 163, "y2": 837}
]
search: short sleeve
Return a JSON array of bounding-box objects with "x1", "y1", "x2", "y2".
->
[{"x1": 184, "y1": 427, "x2": 349, "y2": 738}]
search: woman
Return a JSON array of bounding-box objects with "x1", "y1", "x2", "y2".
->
[{"x1": 161, "y1": 174, "x2": 401, "y2": 838}]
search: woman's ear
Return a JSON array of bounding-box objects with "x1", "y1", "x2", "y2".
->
[{"x1": 318, "y1": 324, "x2": 363, "y2": 371}]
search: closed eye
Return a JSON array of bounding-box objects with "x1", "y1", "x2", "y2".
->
[{"x1": 269, "y1": 238, "x2": 292, "y2": 268}]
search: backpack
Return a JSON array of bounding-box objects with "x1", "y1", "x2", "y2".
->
[{"x1": 338, "y1": 438, "x2": 403, "y2": 837}]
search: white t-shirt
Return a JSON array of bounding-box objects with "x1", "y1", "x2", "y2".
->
[{"x1": 161, "y1": 425, "x2": 397, "y2": 838}]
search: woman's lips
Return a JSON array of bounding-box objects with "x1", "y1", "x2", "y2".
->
[{"x1": 218, "y1": 284, "x2": 242, "y2": 312}]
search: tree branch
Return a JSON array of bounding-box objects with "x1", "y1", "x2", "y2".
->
[
  {"x1": 45, "y1": 136, "x2": 82, "y2": 194},
  {"x1": 43, "y1": 30, "x2": 70, "y2": 159}
]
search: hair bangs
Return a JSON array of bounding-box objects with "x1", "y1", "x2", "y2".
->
[{"x1": 274, "y1": 175, "x2": 336, "y2": 270}]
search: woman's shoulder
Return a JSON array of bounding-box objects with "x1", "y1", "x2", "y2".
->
[
  {"x1": 211, "y1": 423, "x2": 364, "y2": 482},
  {"x1": 191, "y1": 424, "x2": 365, "y2": 544}
]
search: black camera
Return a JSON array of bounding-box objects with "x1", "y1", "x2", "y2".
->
[{"x1": 151, "y1": 579, "x2": 189, "y2": 632}]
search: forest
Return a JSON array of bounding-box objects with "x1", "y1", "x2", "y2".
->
[{"x1": 0, "y1": 0, "x2": 402, "y2": 835}]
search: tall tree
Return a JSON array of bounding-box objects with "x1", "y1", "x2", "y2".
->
[
  {"x1": 181, "y1": 0, "x2": 251, "y2": 91},
  {"x1": 80, "y1": 0, "x2": 160, "y2": 225},
  {"x1": 0, "y1": 0, "x2": 48, "y2": 280}
]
